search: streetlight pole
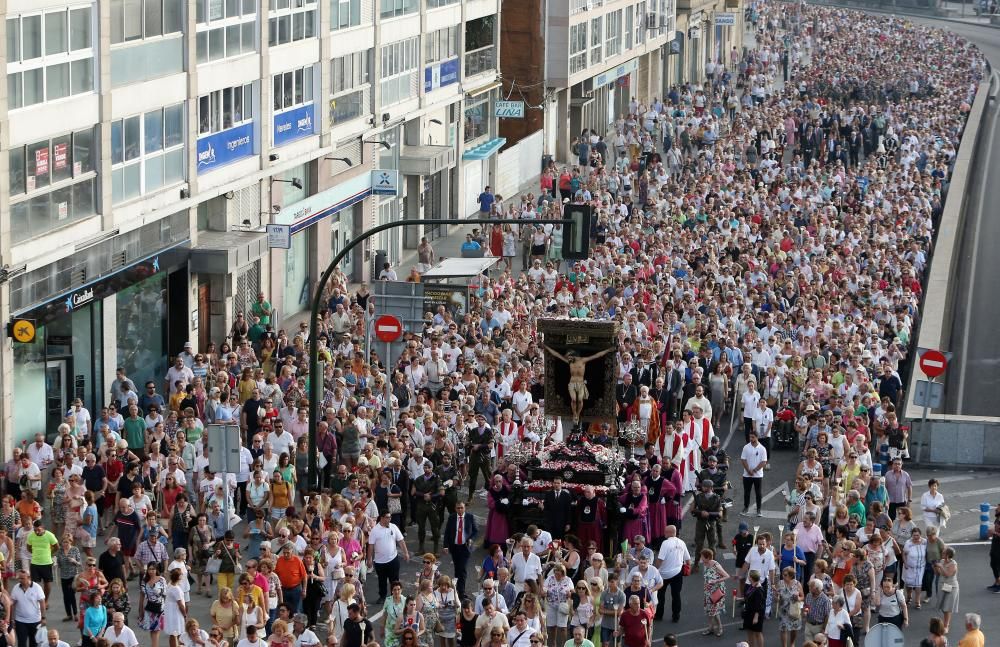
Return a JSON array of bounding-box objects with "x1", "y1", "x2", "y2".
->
[{"x1": 306, "y1": 216, "x2": 575, "y2": 490}]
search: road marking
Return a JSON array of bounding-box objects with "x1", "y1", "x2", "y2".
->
[
  {"x1": 943, "y1": 485, "x2": 1000, "y2": 498},
  {"x1": 957, "y1": 76, "x2": 1000, "y2": 413},
  {"x1": 931, "y1": 474, "x2": 978, "y2": 484},
  {"x1": 761, "y1": 482, "x2": 789, "y2": 505},
  {"x1": 946, "y1": 540, "x2": 991, "y2": 547},
  {"x1": 675, "y1": 620, "x2": 743, "y2": 637}
]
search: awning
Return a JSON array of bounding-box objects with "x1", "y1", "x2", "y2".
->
[
  {"x1": 400, "y1": 144, "x2": 457, "y2": 176},
  {"x1": 462, "y1": 137, "x2": 506, "y2": 160},
  {"x1": 465, "y1": 80, "x2": 502, "y2": 97},
  {"x1": 189, "y1": 230, "x2": 268, "y2": 274},
  {"x1": 422, "y1": 256, "x2": 499, "y2": 279}
]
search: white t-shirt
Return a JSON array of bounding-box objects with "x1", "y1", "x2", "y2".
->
[
  {"x1": 510, "y1": 551, "x2": 543, "y2": 585},
  {"x1": 741, "y1": 391, "x2": 760, "y2": 417},
  {"x1": 511, "y1": 391, "x2": 533, "y2": 421},
  {"x1": 368, "y1": 522, "x2": 404, "y2": 563},
  {"x1": 102, "y1": 625, "x2": 140, "y2": 647},
  {"x1": 11, "y1": 582, "x2": 45, "y2": 623},
  {"x1": 825, "y1": 606, "x2": 852, "y2": 640},
  {"x1": 268, "y1": 430, "x2": 296, "y2": 458},
  {"x1": 740, "y1": 442, "x2": 768, "y2": 477},
  {"x1": 744, "y1": 548, "x2": 776, "y2": 583},
  {"x1": 920, "y1": 491, "x2": 945, "y2": 528},
  {"x1": 656, "y1": 537, "x2": 691, "y2": 580}
]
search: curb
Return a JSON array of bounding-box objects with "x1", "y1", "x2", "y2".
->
[{"x1": 805, "y1": 0, "x2": 1000, "y2": 28}]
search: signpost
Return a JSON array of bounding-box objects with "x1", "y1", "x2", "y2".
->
[
  {"x1": 266, "y1": 224, "x2": 292, "y2": 249},
  {"x1": 915, "y1": 348, "x2": 952, "y2": 463},
  {"x1": 374, "y1": 315, "x2": 403, "y2": 429}
]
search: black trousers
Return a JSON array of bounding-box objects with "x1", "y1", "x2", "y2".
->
[
  {"x1": 61, "y1": 576, "x2": 78, "y2": 615},
  {"x1": 655, "y1": 571, "x2": 684, "y2": 621},
  {"x1": 743, "y1": 476, "x2": 763, "y2": 511},
  {"x1": 15, "y1": 620, "x2": 38, "y2": 647},
  {"x1": 451, "y1": 544, "x2": 471, "y2": 598},
  {"x1": 374, "y1": 556, "x2": 401, "y2": 600},
  {"x1": 888, "y1": 501, "x2": 905, "y2": 521}
]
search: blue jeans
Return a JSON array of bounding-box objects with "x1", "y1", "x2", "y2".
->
[
  {"x1": 283, "y1": 585, "x2": 303, "y2": 613},
  {"x1": 601, "y1": 627, "x2": 615, "y2": 646}
]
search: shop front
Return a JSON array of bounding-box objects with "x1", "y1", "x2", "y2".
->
[{"x1": 8, "y1": 238, "x2": 190, "y2": 443}]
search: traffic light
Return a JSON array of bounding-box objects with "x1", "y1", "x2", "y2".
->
[{"x1": 562, "y1": 202, "x2": 592, "y2": 261}]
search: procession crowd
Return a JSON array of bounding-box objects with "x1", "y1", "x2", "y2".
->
[{"x1": 0, "y1": 2, "x2": 996, "y2": 647}]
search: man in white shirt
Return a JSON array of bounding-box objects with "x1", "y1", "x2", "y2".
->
[
  {"x1": 506, "y1": 612, "x2": 534, "y2": 647},
  {"x1": 740, "y1": 432, "x2": 768, "y2": 517},
  {"x1": 510, "y1": 538, "x2": 543, "y2": 590},
  {"x1": 292, "y1": 613, "x2": 321, "y2": 646},
  {"x1": 11, "y1": 570, "x2": 46, "y2": 640},
  {"x1": 474, "y1": 579, "x2": 509, "y2": 614},
  {"x1": 654, "y1": 526, "x2": 690, "y2": 622},
  {"x1": 752, "y1": 398, "x2": 774, "y2": 460},
  {"x1": 626, "y1": 555, "x2": 664, "y2": 599},
  {"x1": 366, "y1": 512, "x2": 409, "y2": 604},
  {"x1": 237, "y1": 624, "x2": 266, "y2": 647},
  {"x1": 742, "y1": 534, "x2": 777, "y2": 588},
  {"x1": 267, "y1": 424, "x2": 295, "y2": 459},
  {"x1": 164, "y1": 356, "x2": 194, "y2": 396},
  {"x1": 528, "y1": 525, "x2": 553, "y2": 556},
  {"x1": 25, "y1": 434, "x2": 54, "y2": 473},
  {"x1": 101, "y1": 612, "x2": 140, "y2": 647}
]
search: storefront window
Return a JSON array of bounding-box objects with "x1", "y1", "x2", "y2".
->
[
  {"x1": 116, "y1": 273, "x2": 167, "y2": 396},
  {"x1": 283, "y1": 228, "x2": 310, "y2": 318},
  {"x1": 12, "y1": 331, "x2": 45, "y2": 443}
]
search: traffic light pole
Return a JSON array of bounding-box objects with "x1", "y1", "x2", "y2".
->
[{"x1": 306, "y1": 216, "x2": 576, "y2": 491}]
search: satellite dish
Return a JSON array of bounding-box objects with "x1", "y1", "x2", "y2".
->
[{"x1": 866, "y1": 623, "x2": 906, "y2": 647}]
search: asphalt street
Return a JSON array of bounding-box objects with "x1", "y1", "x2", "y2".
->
[{"x1": 899, "y1": 17, "x2": 1000, "y2": 416}]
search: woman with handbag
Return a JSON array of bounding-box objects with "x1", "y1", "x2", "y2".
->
[
  {"x1": 902, "y1": 527, "x2": 927, "y2": 608},
  {"x1": 933, "y1": 548, "x2": 959, "y2": 634},
  {"x1": 875, "y1": 579, "x2": 908, "y2": 629},
  {"x1": 542, "y1": 564, "x2": 573, "y2": 647},
  {"x1": 211, "y1": 530, "x2": 242, "y2": 594},
  {"x1": 138, "y1": 562, "x2": 167, "y2": 647},
  {"x1": 841, "y1": 575, "x2": 864, "y2": 639},
  {"x1": 210, "y1": 585, "x2": 243, "y2": 642},
  {"x1": 416, "y1": 577, "x2": 441, "y2": 647},
  {"x1": 699, "y1": 548, "x2": 730, "y2": 638},
  {"x1": 190, "y1": 513, "x2": 215, "y2": 597},
  {"x1": 775, "y1": 566, "x2": 803, "y2": 647}
]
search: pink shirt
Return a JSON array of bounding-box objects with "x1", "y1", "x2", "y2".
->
[{"x1": 794, "y1": 522, "x2": 824, "y2": 554}]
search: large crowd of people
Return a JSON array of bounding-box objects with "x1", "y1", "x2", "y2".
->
[{"x1": 0, "y1": 2, "x2": 996, "y2": 647}]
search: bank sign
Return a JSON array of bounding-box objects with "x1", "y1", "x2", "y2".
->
[
  {"x1": 196, "y1": 123, "x2": 255, "y2": 174},
  {"x1": 273, "y1": 104, "x2": 315, "y2": 146},
  {"x1": 425, "y1": 58, "x2": 460, "y2": 93}
]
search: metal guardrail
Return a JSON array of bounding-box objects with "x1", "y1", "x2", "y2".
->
[{"x1": 465, "y1": 45, "x2": 496, "y2": 77}]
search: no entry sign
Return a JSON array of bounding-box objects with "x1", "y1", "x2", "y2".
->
[
  {"x1": 375, "y1": 314, "x2": 403, "y2": 343},
  {"x1": 918, "y1": 349, "x2": 948, "y2": 379}
]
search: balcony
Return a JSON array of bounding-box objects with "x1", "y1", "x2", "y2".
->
[{"x1": 465, "y1": 45, "x2": 496, "y2": 77}]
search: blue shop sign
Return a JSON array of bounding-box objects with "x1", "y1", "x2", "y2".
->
[
  {"x1": 273, "y1": 104, "x2": 315, "y2": 146},
  {"x1": 196, "y1": 123, "x2": 255, "y2": 174},
  {"x1": 425, "y1": 58, "x2": 460, "y2": 93}
]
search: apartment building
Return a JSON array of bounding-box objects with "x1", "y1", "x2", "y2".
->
[
  {"x1": 0, "y1": 0, "x2": 502, "y2": 448},
  {"x1": 500, "y1": 0, "x2": 743, "y2": 162}
]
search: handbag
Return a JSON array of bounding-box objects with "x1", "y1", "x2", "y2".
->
[
  {"x1": 145, "y1": 599, "x2": 164, "y2": 614},
  {"x1": 709, "y1": 587, "x2": 725, "y2": 605},
  {"x1": 788, "y1": 600, "x2": 802, "y2": 620},
  {"x1": 558, "y1": 601, "x2": 570, "y2": 615},
  {"x1": 206, "y1": 557, "x2": 223, "y2": 574},
  {"x1": 681, "y1": 563, "x2": 691, "y2": 576}
]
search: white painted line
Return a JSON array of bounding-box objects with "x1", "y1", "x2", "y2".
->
[
  {"x1": 932, "y1": 474, "x2": 978, "y2": 484},
  {"x1": 761, "y1": 482, "x2": 788, "y2": 504},
  {"x1": 943, "y1": 485, "x2": 1000, "y2": 498},
  {"x1": 945, "y1": 540, "x2": 991, "y2": 547},
  {"x1": 377, "y1": 325, "x2": 399, "y2": 333},
  {"x1": 675, "y1": 621, "x2": 743, "y2": 637},
  {"x1": 958, "y1": 81, "x2": 1000, "y2": 414}
]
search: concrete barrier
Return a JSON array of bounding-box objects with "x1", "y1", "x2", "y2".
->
[{"x1": 904, "y1": 78, "x2": 991, "y2": 423}]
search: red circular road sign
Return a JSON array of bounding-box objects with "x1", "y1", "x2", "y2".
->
[
  {"x1": 919, "y1": 349, "x2": 948, "y2": 378},
  {"x1": 375, "y1": 315, "x2": 403, "y2": 343}
]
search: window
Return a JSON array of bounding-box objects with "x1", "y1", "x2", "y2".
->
[
  {"x1": 110, "y1": 0, "x2": 183, "y2": 44},
  {"x1": 590, "y1": 16, "x2": 602, "y2": 65},
  {"x1": 330, "y1": 50, "x2": 371, "y2": 125},
  {"x1": 426, "y1": 0, "x2": 459, "y2": 8},
  {"x1": 625, "y1": 7, "x2": 633, "y2": 51},
  {"x1": 330, "y1": 0, "x2": 362, "y2": 30},
  {"x1": 198, "y1": 84, "x2": 254, "y2": 135},
  {"x1": 464, "y1": 95, "x2": 488, "y2": 143},
  {"x1": 425, "y1": 26, "x2": 458, "y2": 65},
  {"x1": 8, "y1": 128, "x2": 98, "y2": 243},
  {"x1": 379, "y1": 37, "x2": 418, "y2": 106},
  {"x1": 380, "y1": 0, "x2": 417, "y2": 19},
  {"x1": 110, "y1": 104, "x2": 185, "y2": 203},
  {"x1": 196, "y1": 0, "x2": 257, "y2": 63},
  {"x1": 636, "y1": 2, "x2": 646, "y2": 46},
  {"x1": 606, "y1": 10, "x2": 621, "y2": 58},
  {"x1": 273, "y1": 65, "x2": 314, "y2": 112},
  {"x1": 268, "y1": 0, "x2": 317, "y2": 47},
  {"x1": 6, "y1": 7, "x2": 94, "y2": 109},
  {"x1": 569, "y1": 23, "x2": 587, "y2": 74}
]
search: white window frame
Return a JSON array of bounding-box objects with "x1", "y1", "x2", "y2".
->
[
  {"x1": 379, "y1": 37, "x2": 419, "y2": 106},
  {"x1": 624, "y1": 7, "x2": 633, "y2": 51},
  {"x1": 273, "y1": 64, "x2": 315, "y2": 113},
  {"x1": 268, "y1": 0, "x2": 317, "y2": 46},
  {"x1": 636, "y1": 2, "x2": 646, "y2": 46},
  {"x1": 196, "y1": 0, "x2": 257, "y2": 63},
  {"x1": 606, "y1": 10, "x2": 622, "y2": 58},
  {"x1": 6, "y1": 6, "x2": 94, "y2": 110},
  {"x1": 590, "y1": 16, "x2": 602, "y2": 65},
  {"x1": 463, "y1": 94, "x2": 489, "y2": 144},
  {"x1": 427, "y1": 0, "x2": 460, "y2": 8},
  {"x1": 109, "y1": 0, "x2": 184, "y2": 45},
  {"x1": 330, "y1": 50, "x2": 371, "y2": 126},
  {"x1": 425, "y1": 25, "x2": 458, "y2": 65},
  {"x1": 569, "y1": 23, "x2": 587, "y2": 75},
  {"x1": 110, "y1": 104, "x2": 186, "y2": 203},
  {"x1": 380, "y1": 0, "x2": 418, "y2": 19},
  {"x1": 330, "y1": 0, "x2": 362, "y2": 30},
  {"x1": 198, "y1": 83, "x2": 255, "y2": 136}
]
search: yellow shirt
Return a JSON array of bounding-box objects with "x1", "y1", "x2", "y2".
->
[{"x1": 958, "y1": 629, "x2": 985, "y2": 647}]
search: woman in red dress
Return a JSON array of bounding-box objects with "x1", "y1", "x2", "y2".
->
[{"x1": 489, "y1": 223, "x2": 504, "y2": 258}]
